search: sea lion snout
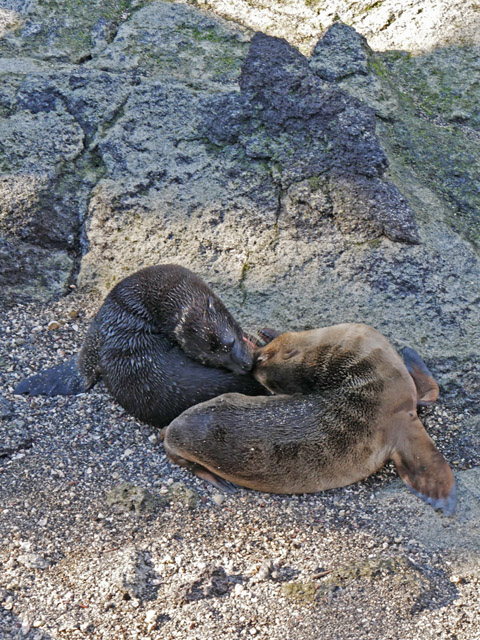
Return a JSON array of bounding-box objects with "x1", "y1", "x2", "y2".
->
[
  {"x1": 251, "y1": 341, "x2": 280, "y2": 371},
  {"x1": 252, "y1": 334, "x2": 308, "y2": 393},
  {"x1": 228, "y1": 338, "x2": 255, "y2": 374},
  {"x1": 177, "y1": 298, "x2": 254, "y2": 375},
  {"x1": 252, "y1": 349, "x2": 270, "y2": 366}
]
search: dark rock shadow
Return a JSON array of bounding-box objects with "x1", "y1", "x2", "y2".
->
[{"x1": 202, "y1": 31, "x2": 420, "y2": 245}]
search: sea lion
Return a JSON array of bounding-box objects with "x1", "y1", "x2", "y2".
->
[
  {"x1": 162, "y1": 323, "x2": 456, "y2": 516},
  {"x1": 14, "y1": 265, "x2": 265, "y2": 427}
]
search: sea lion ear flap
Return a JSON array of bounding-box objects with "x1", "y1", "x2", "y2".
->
[
  {"x1": 401, "y1": 347, "x2": 439, "y2": 406},
  {"x1": 391, "y1": 417, "x2": 457, "y2": 517}
]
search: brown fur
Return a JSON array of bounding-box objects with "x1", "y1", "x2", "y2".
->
[{"x1": 163, "y1": 324, "x2": 456, "y2": 515}]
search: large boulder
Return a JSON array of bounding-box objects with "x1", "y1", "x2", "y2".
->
[{"x1": 0, "y1": 0, "x2": 478, "y2": 372}]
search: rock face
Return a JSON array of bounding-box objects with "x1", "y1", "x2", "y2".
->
[
  {"x1": 1, "y1": 0, "x2": 479, "y2": 375},
  {"x1": 192, "y1": 0, "x2": 480, "y2": 55},
  {"x1": 204, "y1": 31, "x2": 419, "y2": 244}
]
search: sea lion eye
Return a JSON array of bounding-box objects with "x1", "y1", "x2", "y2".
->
[
  {"x1": 223, "y1": 337, "x2": 235, "y2": 352},
  {"x1": 282, "y1": 349, "x2": 299, "y2": 360},
  {"x1": 208, "y1": 296, "x2": 215, "y2": 312}
]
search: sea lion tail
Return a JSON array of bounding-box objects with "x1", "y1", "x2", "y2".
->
[
  {"x1": 401, "y1": 347, "x2": 439, "y2": 406},
  {"x1": 13, "y1": 357, "x2": 89, "y2": 396},
  {"x1": 391, "y1": 416, "x2": 456, "y2": 517}
]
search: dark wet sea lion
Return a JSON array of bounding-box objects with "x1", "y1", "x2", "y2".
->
[
  {"x1": 14, "y1": 265, "x2": 265, "y2": 427},
  {"x1": 163, "y1": 323, "x2": 456, "y2": 516}
]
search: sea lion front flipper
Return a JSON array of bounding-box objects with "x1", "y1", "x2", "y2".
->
[
  {"x1": 391, "y1": 416, "x2": 456, "y2": 516},
  {"x1": 257, "y1": 327, "x2": 282, "y2": 344},
  {"x1": 243, "y1": 328, "x2": 283, "y2": 349},
  {"x1": 13, "y1": 357, "x2": 90, "y2": 396},
  {"x1": 402, "y1": 347, "x2": 439, "y2": 406}
]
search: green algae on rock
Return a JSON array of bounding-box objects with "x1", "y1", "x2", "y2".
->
[
  {"x1": 106, "y1": 482, "x2": 157, "y2": 514},
  {"x1": 313, "y1": 22, "x2": 480, "y2": 248}
]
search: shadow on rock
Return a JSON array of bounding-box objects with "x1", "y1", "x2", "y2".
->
[{"x1": 202, "y1": 31, "x2": 420, "y2": 245}]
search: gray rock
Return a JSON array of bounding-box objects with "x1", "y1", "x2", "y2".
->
[
  {"x1": 175, "y1": 565, "x2": 230, "y2": 604},
  {"x1": 187, "y1": 0, "x2": 480, "y2": 55},
  {"x1": 167, "y1": 482, "x2": 199, "y2": 510},
  {"x1": 106, "y1": 482, "x2": 157, "y2": 514},
  {"x1": 249, "y1": 559, "x2": 276, "y2": 582},
  {"x1": 99, "y1": 547, "x2": 152, "y2": 600},
  {"x1": 0, "y1": 393, "x2": 14, "y2": 419},
  {"x1": 311, "y1": 23, "x2": 480, "y2": 249},
  {"x1": 17, "y1": 552, "x2": 50, "y2": 570},
  {"x1": 310, "y1": 22, "x2": 370, "y2": 81},
  {"x1": 203, "y1": 31, "x2": 419, "y2": 244},
  {"x1": 0, "y1": 237, "x2": 73, "y2": 307},
  {"x1": 0, "y1": 171, "x2": 77, "y2": 249}
]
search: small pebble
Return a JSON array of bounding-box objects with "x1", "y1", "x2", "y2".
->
[
  {"x1": 17, "y1": 553, "x2": 50, "y2": 570},
  {"x1": 145, "y1": 610, "x2": 157, "y2": 624},
  {"x1": 4, "y1": 598, "x2": 13, "y2": 611},
  {"x1": 20, "y1": 620, "x2": 30, "y2": 635}
]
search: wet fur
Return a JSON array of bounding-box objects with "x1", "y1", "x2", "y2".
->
[
  {"x1": 163, "y1": 324, "x2": 456, "y2": 515},
  {"x1": 14, "y1": 265, "x2": 264, "y2": 427}
]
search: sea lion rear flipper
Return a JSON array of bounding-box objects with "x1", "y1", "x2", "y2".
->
[
  {"x1": 191, "y1": 465, "x2": 239, "y2": 494},
  {"x1": 401, "y1": 347, "x2": 439, "y2": 406},
  {"x1": 13, "y1": 357, "x2": 90, "y2": 396},
  {"x1": 391, "y1": 416, "x2": 456, "y2": 516},
  {"x1": 164, "y1": 449, "x2": 238, "y2": 494}
]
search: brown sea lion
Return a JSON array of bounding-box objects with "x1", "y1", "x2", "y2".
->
[
  {"x1": 14, "y1": 265, "x2": 265, "y2": 427},
  {"x1": 162, "y1": 323, "x2": 456, "y2": 516}
]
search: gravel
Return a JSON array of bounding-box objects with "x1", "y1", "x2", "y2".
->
[{"x1": 1, "y1": 294, "x2": 479, "y2": 640}]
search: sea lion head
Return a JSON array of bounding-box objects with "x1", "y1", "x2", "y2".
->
[
  {"x1": 252, "y1": 331, "x2": 314, "y2": 394},
  {"x1": 174, "y1": 294, "x2": 253, "y2": 375},
  {"x1": 253, "y1": 328, "x2": 391, "y2": 396}
]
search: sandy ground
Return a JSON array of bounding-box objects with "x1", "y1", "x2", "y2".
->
[{"x1": 1, "y1": 294, "x2": 479, "y2": 640}]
